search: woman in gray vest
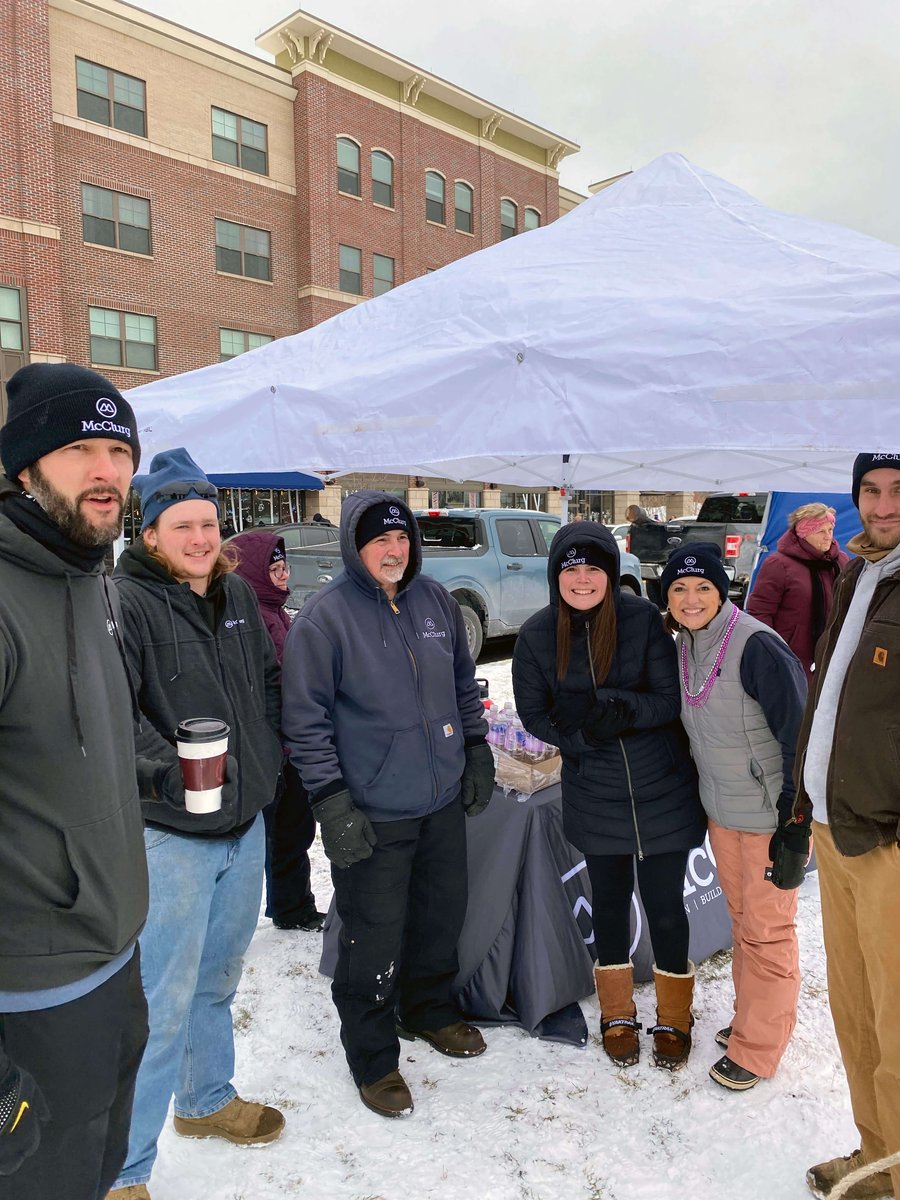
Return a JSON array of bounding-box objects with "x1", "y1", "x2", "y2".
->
[{"x1": 662, "y1": 544, "x2": 808, "y2": 1092}]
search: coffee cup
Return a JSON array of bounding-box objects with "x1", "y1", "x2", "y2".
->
[{"x1": 175, "y1": 718, "x2": 230, "y2": 813}]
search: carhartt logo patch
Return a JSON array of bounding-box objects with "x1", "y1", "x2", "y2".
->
[
  {"x1": 443, "y1": 723, "x2": 454, "y2": 738},
  {"x1": 873, "y1": 647, "x2": 888, "y2": 667}
]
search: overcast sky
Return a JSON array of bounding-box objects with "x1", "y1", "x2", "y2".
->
[{"x1": 141, "y1": 0, "x2": 900, "y2": 245}]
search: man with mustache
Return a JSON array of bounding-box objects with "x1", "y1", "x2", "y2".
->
[
  {"x1": 796, "y1": 452, "x2": 900, "y2": 1200},
  {"x1": 282, "y1": 491, "x2": 495, "y2": 1118},
  {"x1": 0, "y1": 364, "x2": 149, "y2": 1199}
]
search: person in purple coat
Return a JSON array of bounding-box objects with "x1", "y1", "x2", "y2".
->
[
  {"x1": 746, "y1": 503, "x2": 850, "y2": 680},
  {"x1": 229, "y1": 531, "x2": 324, "y2": 931}
]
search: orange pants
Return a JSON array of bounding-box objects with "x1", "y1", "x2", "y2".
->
[
  {"x1": 815, "y1": 820, "x2": 900, "y2": 1196},
  {"x1": 708, "y1": 820, "x2": 800, "y2": 1077}
]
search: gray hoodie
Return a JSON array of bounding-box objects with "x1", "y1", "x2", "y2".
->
[{"x1": 281, "y1": 490, "x2": 487, "y2": 820}]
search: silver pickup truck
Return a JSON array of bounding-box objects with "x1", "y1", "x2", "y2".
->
[{"x1": 277, "y1": 509, "x2": 644, "y2": 660}]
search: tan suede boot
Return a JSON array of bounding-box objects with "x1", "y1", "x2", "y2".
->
[
  {"x1": 172, "y1": 1095, "x2": 284, "y2": 1145},
  {"x1": 649, "y1": 961, "x2": 695, "y2": 1071},
  {"x1": 593, "y1": 962, "x2": 641, "y2": 1066}
]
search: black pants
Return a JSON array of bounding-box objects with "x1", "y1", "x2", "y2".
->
[
  {"x1": 586, "y1": 850, "x2": 690, "y2": 974},
  {"x1": 263, "y1": 761, "x2": 317, "y2": 923},
  {"x1": 331, "y1": 797, "x2": 468, "y2": 1087},
  {"x1": 0, "y1": 950, "x2": 148, "y2": 1200}
]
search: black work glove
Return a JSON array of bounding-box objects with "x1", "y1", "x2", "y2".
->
[
  {"x1": 582, "y1": 697, "x2": 636, "y2": 746},
  {"x1": 460, "y1": 742, "x2": 495, "y2": 818},
  {"x1": 313, "y1": 789, "x2": 377, "y2": 869},
  {"x1": 153, "y1": 755, "x2": 240, "y2": 833},
  {"x1": 550, "y1": 693, "x2": 594, "y2": 737},
  {"x1": 0, "y1": 1065, "x2": 50, "y2": 1177},
  {"x1": 767, "y1": 816, "x2": 811, "y2": 891}
]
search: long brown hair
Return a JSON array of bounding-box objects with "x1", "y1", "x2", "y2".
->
[
  {"x1": 144, "y1": 529, "x2": 237, "y2": 585},
  {"x1": 556, "y1": 596, "x2": 617, "y2": 683}
]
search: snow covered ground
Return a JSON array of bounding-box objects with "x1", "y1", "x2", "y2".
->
[{"x1": 148, "y1": 640, "x2": 855, "y2": 1200}]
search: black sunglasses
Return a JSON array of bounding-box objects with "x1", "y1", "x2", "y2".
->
[{"x1": 154, "y1": 480, "x2": 219, "y2": 502}]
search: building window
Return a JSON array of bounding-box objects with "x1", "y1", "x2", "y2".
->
[
  {"x1": 0, "y1": 287, "x2": 25, "y2": 351},
  {"x1": 454, "y1": 182, "x2": 473, "y2": 233},
  {"x1": 89, "y1": 307, "x2": 157, "y2": 371},
  {"x1": 339, "y1": 244, "x2": 362, "y2": 295},
  {"x1": 75, "y1": 58, "x2": 146, "y2": 137},
  {"x1": 524, "y1": 207, "x2": 541, "y2": 231},
  {"x1": 337, "y1": 138, "x2": 361, "y2": 196},
  {"x1": 500, "y1": 199, "x2": 517, "y2": 240},
  {"x1": 211, "y1": 107, "x2": 268, "y2": 175},
  {"x1": 215, "y1": 219, "x2": 271, "y2": 281},
  {"x1": 219, "y1": 329, "x2": 273, "y2": 361},
  {"x1": 81, "y1": 185, "x2": 151, "y2": 255},
  {"x1": 372, "y1": 151, "x2": 394, "y2": 207},
  {"x1": 425, "y1": 172, "x2": 445, "y2": 224},
  {"x1": 373, "y1": 254, "x2": 394, "y2": 297}
]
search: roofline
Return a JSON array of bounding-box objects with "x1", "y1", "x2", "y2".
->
[{"x1": 257, "y1": 9, "x2": 579, "y2": 157}]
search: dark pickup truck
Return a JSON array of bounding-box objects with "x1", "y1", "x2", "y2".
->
[
  {"x1": 278, "y1": 509, "x2": 644, "y2": 660},
  {"x1": 628, "y1": 492, "x2": 768, "y2": 606}
]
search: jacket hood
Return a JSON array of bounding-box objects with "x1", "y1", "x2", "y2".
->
[
  {"x1": 227, "y1": 531, "x2": 288, "y2": 610},
  {"x1": 777, "y1": 526, "x2": 842, "y2": 563},
  {"x1": 547, "y1": 520, "x2": 620, "y2": 612},
  {"x1": 339, "y1": 489, "x2": 421, "y2": 596}
]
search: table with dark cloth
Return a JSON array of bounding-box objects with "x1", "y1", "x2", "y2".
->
[{"x1": 320, "y1": 782, "x2": 735, "y2": 1047}]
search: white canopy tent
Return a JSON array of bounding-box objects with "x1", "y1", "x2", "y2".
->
[{"x1": 128, "y1": 153, "x2": 899, "y2": 491}]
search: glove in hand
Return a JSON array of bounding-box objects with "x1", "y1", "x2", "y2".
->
[
  {"x1": 767, "y1": 818, "x2": 811, "y2": 890},
  {"x1": 0, "y1": 1066, "x2": 50, "y2": 1177},
  {"x1": 550, "y1": 693, "x2": 593, "y2": 737},
  {"x1": 582, "y1": 697, "x2": 635, "y2": 746},
  {"x1": 460, "y1": 742, "x2": 495, "y2": 818},
  {"x1": 313, "y1": 789, "x2": 377, "y2": 868}
]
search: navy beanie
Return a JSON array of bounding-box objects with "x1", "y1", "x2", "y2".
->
[
  {"x1": 132, "y1": 447, "x2": 218, "y2": 531},
  {"x1": 355, "y1": 500, "x2": 410, "y2": 550},
  {"x1": 851, "y1": 452, "x2": 900, "y2": 507},
  {"x1": 557, "y1": 542, "x2": 617, "y2": 577},
  {"x1": 0, "y1": 362, "x2": 140, "y2": 480},
  {"x1": 661, "y1": 542, "x2": 730, "y2": 604}
]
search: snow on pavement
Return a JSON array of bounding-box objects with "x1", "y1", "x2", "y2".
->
[{"x1": 148, "y1": 641, "x2": 855, "y2": 1200}]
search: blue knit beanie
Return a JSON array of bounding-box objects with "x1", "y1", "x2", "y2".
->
[{"x1": 132, "y1": 447, "x2": 219, "y2": 531}]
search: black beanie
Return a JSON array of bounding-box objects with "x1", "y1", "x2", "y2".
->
[
  {"x1": 557, "y1": 543, "x2": 616, "y2": 576},
  {"x1": 355, "y1": 500, "x2": 410, "y2": 550},
  {"x1": 660, "y1": 542, "x2": 730, "y2": 603},
  {"x1": 851, "y1": 452, "x2": 900, "y2": 507},
  {"x1": 0, "y1": 363, "x2": 141, "y2": 480}
]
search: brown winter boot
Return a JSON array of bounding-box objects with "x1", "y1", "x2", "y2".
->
[
  {"x1": 593, "y1": 963, "x2": 641, "y2": 1066},
  {"x1": 649, "y1": 961, "x2": 695, "y2": 1071}
]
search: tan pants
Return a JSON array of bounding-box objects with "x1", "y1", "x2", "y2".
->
[
  {"x1": 708, "y1": 820, "x2": 800, "y2": 1077},
  {"x1": 815, "y1": 820, "x2": 900, "y2": 1193}
]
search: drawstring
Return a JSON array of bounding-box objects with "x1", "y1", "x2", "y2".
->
[
  {"x1": 164, "y1": 591, "x2": 182, "y2": 681},
  {"x1": 101, "y1": 575, "x2": 142, "y2": 730},
  {"x1": 63, "y1": 577, "x2": 86, "y2": 757}
]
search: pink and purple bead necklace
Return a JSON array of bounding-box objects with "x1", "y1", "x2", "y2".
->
[{"x1": 681, "y1": 606, "x2": 741, "y2": 708}]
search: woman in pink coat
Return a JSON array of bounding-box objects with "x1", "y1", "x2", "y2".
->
[{"x1": 746, "y1": 503, "x2": 849, "y2": 679}]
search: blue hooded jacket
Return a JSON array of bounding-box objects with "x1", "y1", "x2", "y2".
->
[{"x1": 281, "y1": 490, "x2": 487, "y2": 820}]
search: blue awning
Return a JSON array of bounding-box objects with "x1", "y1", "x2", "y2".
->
[{"x1": 207, "y1": 471, "x2": 323, "y2": 491}]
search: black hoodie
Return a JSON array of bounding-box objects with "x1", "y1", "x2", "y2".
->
[
  {"x1": 512, "y1": 521, "x2": 705, "y2": 857},
  {"x1": 114, "y1": 540, "x2": 283, "y2": 834}
]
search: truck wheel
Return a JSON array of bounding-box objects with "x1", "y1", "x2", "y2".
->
[{"x1": 459, "y1": 605, "x2": 484, "y2": 661}]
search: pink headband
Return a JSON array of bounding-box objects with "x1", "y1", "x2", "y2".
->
[{"x1": 795, "y1": 513, "x2": 835, "y2": 541}]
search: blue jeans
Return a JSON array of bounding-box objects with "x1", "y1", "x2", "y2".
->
[{"x1": 112, "y1": 816, "x2": 264, "y2": 1188}]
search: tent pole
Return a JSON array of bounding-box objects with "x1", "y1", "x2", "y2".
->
[{"x1": 560, "y1": 454, "x2": 570, "y2": 523}]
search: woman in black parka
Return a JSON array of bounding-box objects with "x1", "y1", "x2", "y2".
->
[{"x1": 513, "y1": 521, "x2": 706, "y2": 1071}]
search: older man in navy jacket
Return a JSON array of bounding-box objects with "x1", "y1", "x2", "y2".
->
[{"x1": 282, "y1": 490, "x2": 494, "y2": 1118}]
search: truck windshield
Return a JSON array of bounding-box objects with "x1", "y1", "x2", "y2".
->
[
  {"x1": 416, "y1": 516, "x2": 482, "y2": 551},
  {"x1": 697, "y1": 494, "x2": 767, "y2": 523}
]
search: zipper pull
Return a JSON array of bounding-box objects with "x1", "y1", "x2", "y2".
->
[{"x1": 390, "y1": 599, "x2": 400, "y2": 615}]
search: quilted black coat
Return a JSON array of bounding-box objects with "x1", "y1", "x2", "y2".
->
[{"x1": 512, "y1": 522, "x2": 705, "y2": 857}]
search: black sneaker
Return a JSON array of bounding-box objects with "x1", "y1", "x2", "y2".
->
[
  {"x1": 709, "y1": 1054, "x2": 760, "y2": 1091},
  {"x1": 715, "y1": 1025, "x2": 732, "y2": 1049},
  {"x1": 273, "y1": 910, "x2": 326, "y2": 932}
]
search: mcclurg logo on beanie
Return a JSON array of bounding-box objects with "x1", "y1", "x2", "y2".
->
[
  {"x1": 851, "y1": 452, "x2": 900, "y2": 507},
  {"x1": 557, "y1": 544, "x2": 614, "y2": 574},
  {"x1": 0, "y1": 362, "x2": 141, "y2": 480},
  {"x1": 660, "y1": 542, "x2": 730, "y2": 604},
  {"x1": 355, "y1": 500, "x2": 410, "y2": 550}
]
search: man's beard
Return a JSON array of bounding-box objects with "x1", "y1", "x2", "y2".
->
[
  {"x1": 862, "y1": 515, "x2": 900, "y2": 551},
  {"x1": 27, "y1": 462, "x2": 126, "y2": 547},
  {"x1": 380, "y1": 561, "x2": 406, "y2": 584}
]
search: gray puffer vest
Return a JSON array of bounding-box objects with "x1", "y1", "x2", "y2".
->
[{"x1": 678, "y1": 602, "x2": 783, "y2": 833}]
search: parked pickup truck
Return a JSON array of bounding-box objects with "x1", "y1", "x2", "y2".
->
[
  {"x1": 628, "y1": 492, "x2": 768, "y2": 607},
  {"x1": 280, "y1": 509, "x2": 644, "y2": 660}
]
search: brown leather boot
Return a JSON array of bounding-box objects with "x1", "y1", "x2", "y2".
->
[
  {"x1": 649, "y1": 962, "x2": 695, "y2": 1071},
  {"x1": 359, "y1": 1071, "x2": 414, "y2": 1118},
  {"x1": 593, "y1": 962, "x2": 641, "y2": 1066}
]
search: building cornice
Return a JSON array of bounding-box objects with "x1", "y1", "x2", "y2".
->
[{"x1": 258, "y1": 10, "x2": 579, "y2": 164}]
